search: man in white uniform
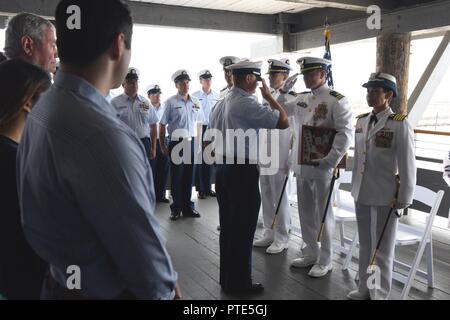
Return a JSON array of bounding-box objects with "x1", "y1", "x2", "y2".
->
[
  {"x1": 253, "y1": 58, "x2": 294, "y2": 254},
  {"x1": 277, "y1": 57, "x2": 353, "y2": 278},
  {"x1": 347, "y1": 72, "x2": 416, "y2": 300}
]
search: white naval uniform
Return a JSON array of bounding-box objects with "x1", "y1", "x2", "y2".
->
[
  {"x1": 258, "y1": 88, "x2": 293, "y2": 244},
  {"x1": 351, "y1": 107, "x2": 416, "y2": 300},
  {"x1": 278, "y1": 83, "x2": 353, "y2": 265}
]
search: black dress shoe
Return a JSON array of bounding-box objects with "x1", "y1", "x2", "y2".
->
[
  {"x1": 170, "y1": 211, "x2": 181, "y2": 221},
  {"x1": 157, "y1": 198, "x2": 170, "y2": 203},
  {"x1": 197, "y1": 192, "x2": 207, "y2": 199},
  {"x1": 207, "y1": 190, "x2": 217, "y2": 197},
  {"x1": 183, "y1": 209, "x2": 201, "y2": 218},
  {"x1": 223, "y1": 283, "x2": 264, "y2": 294}
]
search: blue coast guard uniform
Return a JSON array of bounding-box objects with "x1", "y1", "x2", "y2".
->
[
  {"x1": 214, "y1": 60, "x2": 281, "y2": 293},
  {"x1": 146, "y1": 84, "x2": 170, "y2": 203},
  {"x1": 111, "y1": 68, "x2": 158, "y2": 162},
  {"x1": 193, "y1": 70, "x2": 220, "y2": 198},
  {"x1": 160, "y1": 70, "x2": 205, "y2": 220}
]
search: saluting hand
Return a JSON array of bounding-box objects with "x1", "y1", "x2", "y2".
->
[
  {"x1": 281, "y1": 73, "x2": 299, "y2": 93},
  {"x1": 259, "y1": 79, "x2": 272, "y2": 101}
]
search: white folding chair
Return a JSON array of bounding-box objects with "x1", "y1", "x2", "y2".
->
[
  {"x1": 333, "y1": 170, "x2": 357, "y2": 257},
  {"x1": 394, "y1": 186, "x2": 444, "y2": 299},
  {"x1": 341, "y1": 185, "x2": 444, "y2": 300}
]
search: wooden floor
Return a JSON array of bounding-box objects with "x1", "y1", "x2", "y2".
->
[{"x1": 154, "y1": 193, "x2": 450, "y2": 300}]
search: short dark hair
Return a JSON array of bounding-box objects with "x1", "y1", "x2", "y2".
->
[
  {"x1": 55, "y1": 0, "x2": 133, "y2": 67},
  {"x1": 0, "y1": 59, "x2": 51, "y2": 130}
]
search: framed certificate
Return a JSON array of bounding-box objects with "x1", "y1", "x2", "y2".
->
[{"x1": 300, "y1": 125, "x2": 346, "y2": 168}]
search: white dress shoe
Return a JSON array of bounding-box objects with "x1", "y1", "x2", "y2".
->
[
  {"x1": 266, "y1": 241, "x2": 289, "y2": 254},
  {"x1": 347, "y1": 290, "x2": 370, "y2": 300},
  {"x1": 290, "y1": 256, "x2": 317, "y2": 268},
  {"x1": 308, "y1": 263, "x2": 333, "y2": 278},
  {"x1": 253, "y1": 235, "x2": 274, "y2": 247}
]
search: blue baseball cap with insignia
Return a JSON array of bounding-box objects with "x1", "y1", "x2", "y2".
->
[{"x1": 363, "y1": 72, "x2": 398, "y2": 97}]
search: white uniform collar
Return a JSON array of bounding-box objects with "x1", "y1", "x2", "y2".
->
[
  {"x1": 311, "y1": 83, "x2": 329, "y2": 96},
  {"x1": 371, "y1": 106, "x2": 392, "y2": 120}
]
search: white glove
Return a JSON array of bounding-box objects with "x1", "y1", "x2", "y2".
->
[{"x1": 281, "y1": 73, "x2": 299, "y2": 93}]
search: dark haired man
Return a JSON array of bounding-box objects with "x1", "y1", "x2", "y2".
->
[{"x1": 17, "y1": 0, "x2": 179, "y2": 300}]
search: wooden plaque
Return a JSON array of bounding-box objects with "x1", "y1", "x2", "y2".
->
[{"x1": 300, "y1": 125, "x2": 346, "y2": 168}]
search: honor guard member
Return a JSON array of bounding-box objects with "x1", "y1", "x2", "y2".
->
[
  {"x1": 112, "y1": 68, "x2": 159, "y2": 163},
  {"x1": 159, "y1": 70, "x2": 204, "y2": 221},
  {"x1": 254, "y1": 58, "x2": 294, "y2": 254},
  {"x1": 215, "y1": 60, "x2": 290, "y2": 294},
  {"x1": 347, "y1": 73, "x2": 416, "y2": 300},
  {"x1": 147, "y1": 84, "x2": 170, "y2": 203},
  {"x1": 218, "y1": 56, "x2": 240, "y2": 99},
  {"x1": 277, "y1": 57, "x2": 353, "y2": 277},
  {"x1": 193, "y1": 70, "x2": 220, "y2": 199}
]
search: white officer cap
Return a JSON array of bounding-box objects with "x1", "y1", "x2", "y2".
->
[
  {"x1": 267, "y1": 58, "x2": 293, "y2": 74},
  {"x1": 198, "y1": 69, "x2": 213, "y2": 79},
  {"x1": 226, "y1": 60, "x2": 263, "y2": 81},
  {"x1": 296, "y1": 57, "x2": 331, "y2": 74},
  {"x1": 219, "y1": 56, "x2": 240, "y2": 68},
  {"x1": 125, "y1": 67, "x2": 140, "y2": 81},
  {"x1": 145, "y1": 84, "x2": 162, "y2": 95},
  {"x1": 363, "y1": 72, "x2": 398, "y2": 97},
  {"x1": 171, "y1": 69, "x2": 191, "y2": 83}
]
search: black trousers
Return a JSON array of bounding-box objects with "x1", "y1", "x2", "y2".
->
[
  {"x1": 140, "y1": 137, "x2": 152, "y2": 162},
  {"x1": 216, "y1": 161, "x2": 261, "y2": 290},
  {"x1": 168, "y1": 138, "x2": 194, "y2": 213},
  {"x1": 195, "y1": 125, "x2": 213, "y2": 193},
  {"x1": 152, "y1": 138, "x2": 170, "y2": 201}
]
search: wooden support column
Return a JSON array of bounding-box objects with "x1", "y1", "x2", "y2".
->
[{"x1": 376, "y1": 32, "x2": 411, "y2": 114}]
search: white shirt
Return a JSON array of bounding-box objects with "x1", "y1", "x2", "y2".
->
[{"x1": 192, "y1": 89, "x2": 219, "y2": 126}]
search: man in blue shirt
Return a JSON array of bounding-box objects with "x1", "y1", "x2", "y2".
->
[
  {"x1": 193, "y1": 70, "x2": 219, "y2": 199},
  {"x1": 112, "y1": 68, "x2": 159, "y2": 163},
  {"x1": 159, "y1": 70, "x2": 204, "y2": 221},
  {"x1": 16, "y1": 0, "x2": 179, "y2": 300},
  {"x1": 146, "y1": 84, "x2": 171, "y2": 203},
  {"x1": 214, "y1": 60, "x2": 290, "y2": 294}
]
